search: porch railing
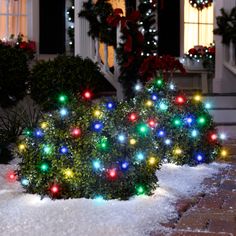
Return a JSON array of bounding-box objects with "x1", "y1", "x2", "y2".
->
[{"x1": 224, "y1": 41, "x2": 236, "y2": 75}]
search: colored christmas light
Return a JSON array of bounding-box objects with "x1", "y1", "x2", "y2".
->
[
  {"x1": 83, "y1": 90, "x2": 92, "y2": 100},
  {"x1": 136, "y1": 185, "x2": 145, "y2": 195},
  {"x1": 93, "y1": 160, "x2": 101, "y2": 170},
  {"x1": 18, "y1": 144, "x2": 26, "y2": 152},
  {"x1": 60, "y1": 146, "x2": 69, "y2": 154},
  {"x1": 175, "y1": 96, "x2": 185, "y2": 105},
  {"x1": 50, "y1": 184, "x2": 59, "y2": 194},
  {"x1": 23, "y1": 129, "x2": 32, "y2": 137},
  {"x1": 219, "y1": 133, "x2": 226, "y2": 140},
  {"x1": 106, "y1": 102, "x2": 115, "y2": 110},
  {"x1": 169, "y1": 83, "x2": 175, "y2": 90},
  {"x1": 197, "y1": 116, "x2": 206, "y2": 125},
  {"x1": 58, "y1": 94, "x2": 68, "y2": 104},
  {"x1": 64, "y1": 169, "x2": 74, "y2": 178},
  {"x1": 40, "y1": 122, "x2": 48, "y2": 129},
  {"x1": 71, "y1": 128, "x2": 81, "y2": 138},
  {"x1": 196, "y1": 154, "x2": 204, "y2": 162},
  {"x1": 157, "y1": 130, "x2": 165, "y2": 137},
  {"x1": 210, "y1": 134, "x2": 218, "y2": 141},
  {"x1": 159, "y1": 102, "x2": 168, "y2": 111},
  {"x1": 151, "y1": 93, "x2": 158, "y2": 101},
  {"x1": 148, "y1": 157, "x2": 156, "y2": 165},
  {"x1": 7, "y1": 171, "x2": 17, "y2": 182},
  {"x1": 194, "y1": 94, "x2": 202, "y2": 102},
  {"x1": 148, "y1": 119, "x2": 157, "y2": 128},
  {"x1": 191, "y1": 129, "x2": 198, "y2": 137},
  {"x1": 43, "y1": 145, "x2": 52, "y2": 155},
  {"x1": 40, "y1": 162, "x2": 49, "y2": 172},
  {"x1": 136, "y1": 152, "x2": 145, "y2": 161},
  {"x1": 118, "y1": 134, "x2": 126, "y2": 143},
  {"x1": 205, "y1": 103, "x2": 211, "y2": 109},
  {"x1": 60, "y1": 108, "x2": 68, "y2": 117},
  {"x1": 92, "y1": 121, "x2": 103, "y2": 132},
  {"x1": 173, "y1": 148, "x2": 182, "y2": 155},
  {"x1": 186, "y1": 117, "x2": 194, "y2": 125},
  {"x1": 94, "y1": 110, "x2": 102, "y2": 118},
  {"x1": 165, "y1": 139, "x2": 171, "y2": 145},
  {"x1": 156, "y1": 79, "x2": 163, "y2": 87},
  {"x1": 121, "y1": 161, "x2": 129, "y2": 170},
  {"x1": 21, "y1": 178, "x2": 29, "y2": 186},
  {"x1": 220, "y1": 149, "x2": 228, "y2": 157},
  {"x1": 129, "y1": 138, "x2": 137, "y2": 145},
  {"x1": 129, "y1": 113, "x2": 138, "y2": 122},
  {"x1": 94, "y1": 195, "x2": 104, "y2": 202},
  {"x1": 35, "y1": 129, "x2": 44, "y2": 138},
  {"x1": 137, "y1": 123, "x2": 149, "y2": 135},
  {"x1": 134, "y1": 83, "x2": 142, "y2": 91},
  {"x1": 173, "y1": 118, "x2": 182, "y2": 127},
  {"x1": 108, "y1": 168, "x2": 117, "y2": 178},
  {"x1": 146, "y1": 100, "x2": 153, "y2": 107}
]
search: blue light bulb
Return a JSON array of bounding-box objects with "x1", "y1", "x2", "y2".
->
[
  {"x1": 106, "y1": 102, "x2": 115, "y2": 110},
  {"x1": 151, "y1": 93, "x2": 158, "y2": 101},
  {"x1": 21, "y1": 178, "x2": 29, "y2": 186},
  {"x1": 121, "y1": 161, "x2": 129, "y2": 170},
  {"x1": 196, "y1": 154, "x2": 203, "y2": 162},
  {"x1": 93, "y1": 160, "x2": 101, "y2": 170},
  {"x1": 136, "y1": 152, "x2": 145, "y2": 161},
  {"x1": 35, "y1": 129, "x2": 44, "y2": 138},
  {"x1": 60, "y1": 146, "x2": 68, "y2": 154},
  {"x1": 157, "y1": 130, "x2": 165, "y2": 137},
  {"x1": 92, "y1": 121, "x2": 103, "y2": 132},
  {"x1": 159, "y1": 102, "x2": 168, "y2": 111},
  {"x1": 191, "y1": 130, "x2": 198, "y2": 137},
  {"x1": 165, "y1": 139, "x2": 171, "y2": 145},
  {"x1": 118, "y1": 134, "x2": 126, "y2": 143},
  {"x1": 60, "y1": 108, "x2": 68, "y2": 117}
]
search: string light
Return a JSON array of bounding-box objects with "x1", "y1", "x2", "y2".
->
[
  {"x1": 148, "y1": 119, "x2": 157, "y2": 128},
  {"x1": 136, "y1": 185, "x2": 145, "y2": 195},
  {"x1": 194, "y1": 94, "x2": 202, "y2": 102},
  {"x1": 59, "y1": 146, "x2": 69, "y2": 154},
  {"x1": 106, "y1": 102, "x2": 115, "y2": 110},
  {"x1": 58, "y1": 94, "x2": 68, "y2": 104},
  {"x1": 136, "y1": 152, "x2": 145, "y2": 161},
  {"x1": 94, "y1": 110, "x2": 102, "y2": 118},
  {"x1": 108, "y1": 169, "x2": 117, "y2": 178},
  {"x1": 35, "y1": 129, "x2": 44, "y2": 138},
  {"x1": 21, "y1": 178, "x2": 29, "y2": 186},
  {"x1": 129, "y1": 138, "x2": 137, "y2": 145},
  {"x1": 40, "y1": 122, "x2": 48, "y2": 129},
  {"x1": 43, "y1": 145, "x2": 52, "y2": 155},
  {"x1": 129, "y1": 113, "x2": 138, "y2": 122},
  {"x1": 50, "y1": 184, "x2": 59, "y2": 194},
  {"x1": 40, "y1": 162, "x2": 49, "y2": 172},
  {"x1": 175, "y1": 96, "x2": 185, "y2": 105},
  {"x1": 71, "y1": 128, "x2": 81, "y2": 138},
  {"x1": 191, "y1": 129, "x2": 198, "y2": 137},
  {"x1": 92, "y1": 121, "x2": 103, "y2": 132},
  {"x1": 173, "y1": 148, "x2": 182, "y2": 155},
  {"x1": 93, "y1": 160, "x2": 101, "y2": 170},
  {"x1": 148, "y1": 157, "x2": 156, "y2": 165},
  {"x1": 18, "y1": 144, "x2": 26, "y2": 152},
  {"x1": 83, "y1": 90, "x2": 92, "y2": 100},
  {"x1": 64, "y1": 169, "x2": 74, "y2": 178},
  {"x1": 157, "y1": 130, "x2": 165, "y2": 137},
  {"x1": 121, "y1": 161, "x2": 129, "y2": 170},
  {"x1": 146, "y1": 100, "x2": 153, "y2": 107},
  {"x1": 60, "y1": 108, "x2": 68, "y2": 117},
  {"x1": 220, "y1": 149, "x2": 228, "y2": 157},
  {"x1": 118, "y1": 134, "x2": 126, "y2": 143}
]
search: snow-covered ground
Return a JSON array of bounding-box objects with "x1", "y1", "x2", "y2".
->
[{"x1": 0, "y1": 161, "x2": 227, "y2": 236}]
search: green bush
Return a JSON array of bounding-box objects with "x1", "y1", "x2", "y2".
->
[
  {"x1": 0, "y1": 43, "x2": 29, "y2": 108},
  {"x1": 30, "y1": 55, "x2": 112, "y2": 111}
]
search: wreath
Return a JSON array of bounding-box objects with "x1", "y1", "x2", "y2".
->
[{"x1": 189, "y1": 0, "x2": 213, "y2": 10}]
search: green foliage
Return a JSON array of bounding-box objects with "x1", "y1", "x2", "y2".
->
[
  {"x1": 30, "y1": 55, "x2": 109, "y2": 111},
  {"x1": 79, "y1": 0, "x2": 116, "y2": 45},
  {"x1": 0, "y1": 42, "x2": 29, "y2": 108},
  {"x1": 18, "y1": 76, "x2": 223, "y2": 200},
  {"x1": 214, "y1": 7, "x2": 236, "y2": 44}
]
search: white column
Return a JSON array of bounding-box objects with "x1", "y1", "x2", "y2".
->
[{"x1": 74, "y1": 0, "x2": 94, "y2": 59}]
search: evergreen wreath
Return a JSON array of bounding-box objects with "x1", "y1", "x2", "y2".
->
[
  {"x1": 189, "y1": 0, "x2": 213, "y2": 10},
  {"x1": 79, "y1": 0, "x2": 116, "y2": 46}
]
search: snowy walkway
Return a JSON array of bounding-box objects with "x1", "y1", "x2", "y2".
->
[{"x1": 0, "y1": 160, "x2": 228, "y2": 236}]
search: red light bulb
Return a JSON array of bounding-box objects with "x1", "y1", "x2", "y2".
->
[
  {"x1": 129, "y1": 113, "x2": 138, "y2": 122},
  {"x1": 211, "y1": 134, "x2": 218, "y2": 141},
  {"x1": 71, "y1": 128, "x2": 81, "y2": 138},
  {"x1": 109, "y1": 169, "x2": 117, "y2": 178},
  {"x1": 148, "y1": 119, "x2": 157, "y2": 128},
  {"x1": 6, "y1": 171, "x2": 17, "y2": 182},
  {"x1": 83, "y1": 90, "x2": 92, "y2": 100},
  {"x1": 175, "y1": 96, "x2": 185, "y2": 105},
  {"x1": 50, "y1": 184, "x2": 59, "y2": 194}
]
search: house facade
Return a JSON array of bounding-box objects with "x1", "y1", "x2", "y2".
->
[{"x1": 0, "y1": 0, "x2": 235, "y2": 93}]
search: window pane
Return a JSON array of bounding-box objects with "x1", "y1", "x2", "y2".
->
[
  {"x1": 0, "y1": 15, "x2": 7, "y2": 39},
  {"x1": 8, "y1": 0, "x2": 18, "y2": 14},
  {"x1": 184, "y1": 0, "x2": 198, "y2": 23},
  {"x1": 0, "y1": 0, "x2": 8, "y2": 14},
  {"x1": 19, "y1": 15, "x2": 27, "y2": 37},
  {"x1": 199, "y1": 24, "x2": 214, "y2": 46},
  {"x1": 184, "y1": 23, "x2": 198, "y2": 53},
  {"x1": 8, "y1": 15, "x2": 18, "y2": 36},
  {"x1": 199, "y1": 5, "x2": 214, "y2": 24},
  {"x1": 20, "y1": 0, "x2": 27, "y2": 15}
]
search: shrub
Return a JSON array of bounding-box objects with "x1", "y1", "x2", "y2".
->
[
  {"x1": 30, "y1": 55, "x2": 113, "y2": 111},
  {"x1": 0, "y1": 42, "x2": 29, "y2": 108}
]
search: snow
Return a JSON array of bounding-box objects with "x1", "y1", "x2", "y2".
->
[{"x1": 0, "y1": 161, "x2": 228, "y2": 236}]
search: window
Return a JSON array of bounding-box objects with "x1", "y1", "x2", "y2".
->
[
  {"x1": 0, "y1": 0, "x2": 28, "y2": 40},
  {"x1": 184, "y1": 0, "x2": 214, "y2": 53}
]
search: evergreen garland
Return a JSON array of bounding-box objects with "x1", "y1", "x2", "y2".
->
[{"x1": 79, "y1": 0, "x2": 116, "y2": 46}]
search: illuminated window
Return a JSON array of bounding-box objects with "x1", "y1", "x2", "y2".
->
[
  {"x1": 184, "y1": 0, "x2": 214, "y2": 53},
  {"x1": 0, "y1": 0, "x2": 28, "y2": 40}
]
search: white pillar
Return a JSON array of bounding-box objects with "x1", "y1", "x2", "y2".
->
[{"x1": 74, "y1": 0, "x2": 94, "y2": 59}]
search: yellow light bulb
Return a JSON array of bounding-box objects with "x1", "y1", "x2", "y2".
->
[
  {"x1": 18, "y1": 144, "x2": 26, "y2": 151},
  {"x1": 64, "y1": 169, "x2": 74, "y2": 178},
  {"x1": 174, "y1": 148, "x2": 182, "y2": 155},
  {"x1": 40, "y1": 122, "x2": 48, "y2": 129},
  {"x1": 146, "y1": 100, "x2": 153, "y2": 107},
  {"x1": 221, "y1": 149, "x2": 228, "y2": 157},
  {"x1": 94, "y1": 110, "x2": 102, "y2": 117},
  {"x1": 194, "y1": 94, "x2": 202, "y2": 102},
  {"x1": 130, "y1": 139, "x2": 136, "y2": 145},
  {"x1": 148, "y1": 157, "x2": 156, "y2": 165}
]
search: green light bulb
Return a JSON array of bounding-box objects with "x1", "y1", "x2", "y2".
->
[
  {"x1": 58, "y1": 94, "x2": 68, "y2": 103},
  {"x1": 173, "y1": 118, "x2": 182, "y2": 127},
  {"x1": 40, "y1": 163, "x2": 49, "y2": 172},
  {"x1": 43, "y1": 145, "x2": 52, "y2": 155},
  {"x1": 156, "y1": 79, "x2": 163, "y2": 87},
  {"x1": 137, "y1": 124, "x2": 149, "y2": 135},
  {"x1": 136, "y1": 185, "x2": 145, "y2": 195},
  {"x1": 197, "y1": 116, "x2": 206, "y2": 125}
]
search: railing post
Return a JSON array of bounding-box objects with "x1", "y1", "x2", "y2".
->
[
  {"x1": 103, "y1": 44, "x2": 109, "y2": 72},
  {"x1": 229, "y1": 41, "x2": 236, "y2": 66},
  {"x1": 95, "y1": 38, "x2": 101, "y2": 64}
]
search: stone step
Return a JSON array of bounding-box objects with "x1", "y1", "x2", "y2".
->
[
  {"x1": 209, "y1": 110, "x2": 236, "y2": 123},
  {"x1": 203, "y1": 95, "x2": 236, "y2": 109}
]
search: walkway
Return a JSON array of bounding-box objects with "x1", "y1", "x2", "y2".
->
[{"x1": 152, "y1": 139, "x2": 236, "y2": 236}]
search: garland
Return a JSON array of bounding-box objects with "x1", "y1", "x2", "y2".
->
[
  {"x1": 214, "y1": 7, "x2": 236, "y2": 45},
  {"x1": 79, "y1": 0, "x2": 116, "y2": 46},
  {"x1": 189, "y1": 0, "x2": 213, "y2": 10},
  {"x1": 67, "y1": 0, "x2": 75, "y2": 51}
]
